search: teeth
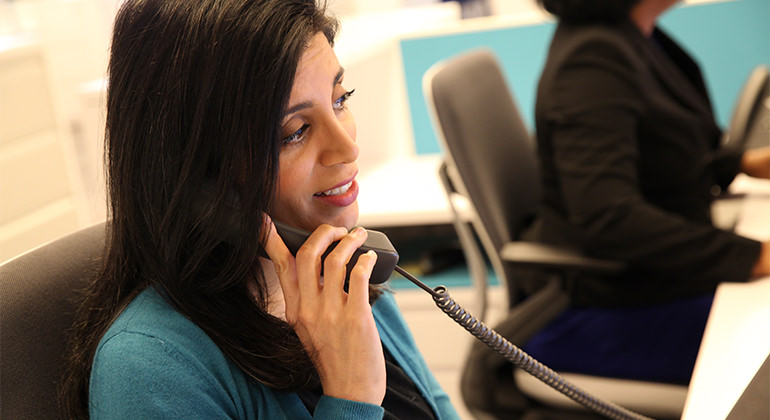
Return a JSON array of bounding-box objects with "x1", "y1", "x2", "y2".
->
[{"x1": 320, "y1": 181, "x2": 352, "y2": 196}]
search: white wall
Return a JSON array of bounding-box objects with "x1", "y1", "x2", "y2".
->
[
  {"x1": 1, "y1": 0, "x2": 117, "y2": 263},
  {"x1": 0, "y1": 38, "x2": 82, "y2": 262}
]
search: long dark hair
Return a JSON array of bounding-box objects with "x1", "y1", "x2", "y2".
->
[
  {"x1": 60, "y1": 0, "x2": 338, "y2": 417},
  {"x1": 537, "y1": 0, "x2": 640, "y2": 23}
]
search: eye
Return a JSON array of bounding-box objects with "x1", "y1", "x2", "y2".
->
[
  {"x1": 281, "y1": 123, "x2": 310, "y2": 146},
  {"x1": 333, "y1": 89, "x2": 355, "y2": 111}
]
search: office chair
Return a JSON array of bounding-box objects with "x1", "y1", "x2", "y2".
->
[
  {"x1": 0, "y1": 222, "x2": 106, "y2": 420},
  {"x1": 711, "y1": 65, "x2": 769, "y2": 229},
  {"x1": 722, "y1": 64, "x2": 769, "y2": 149},
  {"x1": 423, "y1": 49, "x2": 688, "y2": 420}
]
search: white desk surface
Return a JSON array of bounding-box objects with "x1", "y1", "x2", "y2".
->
[
  {"x1": 683, "y1": 175, "x2": 770, "y2": 420},
  {"x1": 356, "y1": 154, "x2": 455, "y2": 228},
  {"x1": 682, "y1": 276, "x2": 770, "y2": 420}
]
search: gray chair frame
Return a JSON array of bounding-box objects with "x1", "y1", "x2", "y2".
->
[{"x1": 722, "y1": 64, "x2": 769, "y2": 149}]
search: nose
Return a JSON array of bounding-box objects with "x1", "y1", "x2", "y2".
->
[{"x1": 319, "y1": 115, "x2": 358, "y2": 166}]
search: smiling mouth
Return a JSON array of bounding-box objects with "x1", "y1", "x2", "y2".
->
[{"x1": 315, "y1": 181, "x2": 353, "y2": 197}]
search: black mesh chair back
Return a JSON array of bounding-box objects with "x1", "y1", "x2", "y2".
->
[
  {"x1": 425, "y1": 49, "x2": 539, "y2": 306},
  {"x1": 0, "y1": 222, "x2": 106, "y2": 420}
]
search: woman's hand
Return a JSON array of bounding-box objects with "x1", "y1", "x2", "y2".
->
[
  {"x1": 263, "y1": 220, "x2": 386, "y2": 406},
  {"x1": 740, "y1": 147, "x2": 770, "y2": 179}
]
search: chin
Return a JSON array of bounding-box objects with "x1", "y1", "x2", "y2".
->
[
  {"x1": 322, "y1": 215, "x2": 358, "y2": 231},
  {"x1": 279, "y1": 203, "x2": 359, "y2": 233},
  {"x1": 327, "y1": 206, "x2": 359, "y2": 231},
  {"x1": 342, "y1": 206, "x2": 360, "y2": 229}
]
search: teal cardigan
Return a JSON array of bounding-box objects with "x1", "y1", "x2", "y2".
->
[{"x1": 89, "y1": 286, "x2": 460, "y2": 419}]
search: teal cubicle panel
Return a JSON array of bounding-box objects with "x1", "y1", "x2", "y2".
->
[
  {"x1": 660, "y1": 0, "x2": 770, "y2": 126},
  {"x1": 401, "y1": 22, "x2": 555, "y2": 155},
  {"x1": 402, "y1": 0, "x2": 770, "y2": 155}
]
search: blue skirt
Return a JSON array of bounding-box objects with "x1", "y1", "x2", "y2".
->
[{"x1": 522, "y1": 294, "x2": 713, "y2": 384}]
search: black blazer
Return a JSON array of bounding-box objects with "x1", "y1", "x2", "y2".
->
[{"x1": 528, "y1": 20, "x2": 761, "y2": 306}]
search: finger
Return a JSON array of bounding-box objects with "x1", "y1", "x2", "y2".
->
[
  {"x1": 294, "y1": 224, "x2": 347, "y2": 298},
  {"x1": 263, "y1": 218, "x2": 299, "y2": 304},
  {"x1": 322, "y1": 227, "x2": 368, "y2": 299},
  {"x1": 263, "y1": 217, "x2": 294, "y2": 280},
  {"x1": 346, "y1": 250, "x2": 378, "y2": 308}
]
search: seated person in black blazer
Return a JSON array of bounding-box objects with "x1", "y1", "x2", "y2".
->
[{"x1": 520, "y1": 0, "x2": 770, "y2": 385}]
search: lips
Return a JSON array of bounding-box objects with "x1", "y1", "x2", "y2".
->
[
  {"x1": 313, "y1": 177, "x2": 359, "y2": 208},
  {"x1": 316, "y1": 180, "x2": 353, "y2": 197}
]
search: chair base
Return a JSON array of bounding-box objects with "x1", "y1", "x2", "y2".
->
[{"x1": 514, "y1": 369, "x2": 687, "y2": 420}]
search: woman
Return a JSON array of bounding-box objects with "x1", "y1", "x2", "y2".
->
[
  {"x1": 59, "y1": 1, "x2": 460, "y2": 419},
  {"x1": 521, "y1": 0, "x2": 770, "y2": 385}
]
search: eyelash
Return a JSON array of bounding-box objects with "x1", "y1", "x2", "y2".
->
[
  {"x1": 333, "y1": 89, "x2": 355, "y2": 111},
  {"x1": 281, "y1": 89, "x2": 356, "y2": 146},
  {"x1": 282, "y1": 123, "x2": 310, "y2": 146}
]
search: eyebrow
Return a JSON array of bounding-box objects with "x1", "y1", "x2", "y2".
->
[{"x1": 282, "y1": 67, "x2": 345, "y2": 118}]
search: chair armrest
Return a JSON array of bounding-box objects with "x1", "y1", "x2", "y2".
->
[{"x1": 500, "y1": 241, "x2": 624, "y2": 274}]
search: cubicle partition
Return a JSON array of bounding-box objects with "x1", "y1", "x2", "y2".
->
[{"x1": 400, "y1": 0, "x2": 770, "y2": 155}]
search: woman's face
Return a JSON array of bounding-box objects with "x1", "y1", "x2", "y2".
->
[{"x1": 269, "y1": 32, "x2": 359, "y2": 232}]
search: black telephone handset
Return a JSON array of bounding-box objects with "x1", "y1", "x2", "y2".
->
[
  {"x1": 196, "y1": 181, "x2": 398, "y2": 284},
  {"x1": 272, "y1": 222, "x2": 398, "y2": 285}
]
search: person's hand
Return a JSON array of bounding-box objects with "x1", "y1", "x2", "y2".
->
[
  {"x1": 263, "y1": 219, "x2": 385, "y2": 405},
  {"x1": 750, "y1": 240, "x2": 770, "y2": 278},
  {"x1": 740, "y1": 147, "x2": 770, "y2": 179}
]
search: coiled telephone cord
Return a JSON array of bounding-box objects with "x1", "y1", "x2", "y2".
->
[{"x1": 394, "y1": 265, "x2": 654, "y2": 420}]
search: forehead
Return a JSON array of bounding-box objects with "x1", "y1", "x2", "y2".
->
[{"x1": 290, "y1": 32, "x2": 340, "y2": 93}]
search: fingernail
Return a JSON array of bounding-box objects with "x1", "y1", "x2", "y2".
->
[{"x1": 351, "y1": 226, "x2": 365, "y2": 236}]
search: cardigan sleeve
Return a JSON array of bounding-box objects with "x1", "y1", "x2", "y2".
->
[
  {"x1": 89, "y1": 287, "x2": 387, "y2": 420},
  {"x1": 90, "y1": 328, "x2": 385, "y2": 420},
  {"x1": 539, "y1": 33, "x2": 761, "y2": 286},
  {"x1": 313, "y1": 396, "x2": 384, "y2": 419}
]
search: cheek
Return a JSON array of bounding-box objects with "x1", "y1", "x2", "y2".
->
[{"x1": 275, "y1": 155, "x2": 312, "y2": 206}]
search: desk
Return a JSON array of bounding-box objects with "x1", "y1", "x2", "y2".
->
[
  {"x1": 357, "y1": 154, "x2": 460, "y2": 227},
  {"x1": 682, "y1": 175, "x2": 770, "y2": 420},
  {"x1": 682, "y1": 277, "x2": 770, "y2": 420}
]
